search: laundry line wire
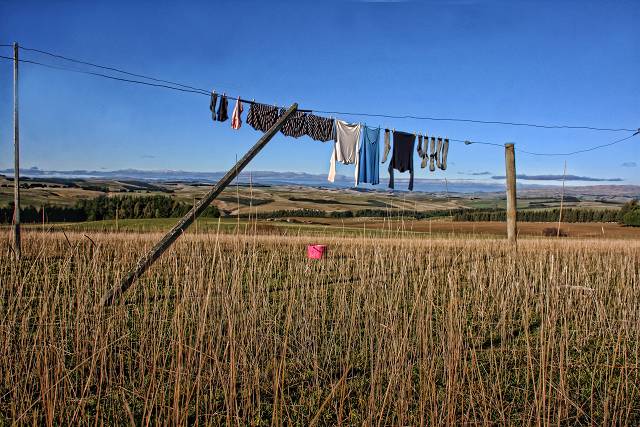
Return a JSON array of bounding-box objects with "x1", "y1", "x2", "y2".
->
[
  {"x1": 0, "y1": 54, "x2": 492, "y2": 146},
  {"x1": 312, "y1": 110, "x2": 636, "y2": 133},
  {"x1": 0, "y1": 49, "x2": 638, "y2": 157},
  {"x1": 0, "y1": 54, "x2": 211, "y2": 95},
  {"x1": 515, "y1": 132, "x2": 639, "y2": 156},
  {"x1": 10, "y1": 46, "x2": 314, "y2": 111},
  {"x1": 3, "y1": 44, "x2": 636, "y2": 133},
  {"x1": 18, "y1": 46, "x2": 212, "y2": 95}
]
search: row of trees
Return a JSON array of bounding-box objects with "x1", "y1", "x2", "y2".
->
[
  {"x1": 0, "y1": 195, "x2": 220, "y2": 224},
  {"x1": 254, "y1": 207, "x2": 630, "y2": 224},
  {"x1": 453, "y1": 203, "x2": 640, "y2": 226},
  {"x1": 0, "y1": 205, "x2": 86, "y2": 223},
  {"x1": 239, "y1": 208, "x2": 454, "y2": 220},
  {"x1": 2, "y1": 195, "x2": 638, "y2": 226}
]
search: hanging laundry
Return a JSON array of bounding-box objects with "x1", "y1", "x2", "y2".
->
[
  {"x1": 436, "y1": 137, "x2": 444, "y2": 170},
  {"x1": 216, "y1": 95, "x2": 229, "y2": 122},
  {"x1": 279, "y1": 108, "x2": 308, "y2": 138},
  {"x1": 328, "y1": 120, "x2": 361, "y2": 183},
  {"x1": 209, "y1": 91, "x2": 218, "y2": 122},
  {"x1": 305, "y1": 114, "x2": 335, "y2": 142},
  {"x1": 420, "y1": 134, "x2": 429, "y2": 169},
  {"x1": 429, "y1": 137, "x2": 436, "y2": 172},
  {"x1": 381, "y1": 129, "x2": 391, "y2": 163},
  {"x1": 417, "y1": 134, "x2": 428, "y2": 169},
  {"x1": 246, "y1": 103, "x2": 281, "y2": 132},
  {"x1": 231, "y1": 98, "x2": 243, "y2": 130},
  {"x1": 440, "y1": 138, "x2": 449, "y2": 170},
  {"x1": 388, "y1": 131, "x2": 415, "y2": 191},
  {"x1": 358, "y1": 125, "x2": 381, "y2": 185}
]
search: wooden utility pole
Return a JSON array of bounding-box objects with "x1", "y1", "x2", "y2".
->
[
  {"x1": 504, "y1": 143, "x2": 517, "y2": 244},
  {"x1": 13, "y1": 42, "x2": 21, "y2": 259},
  {"x1": 100, "y1": 103, "x2": 299, "y2": 306}
]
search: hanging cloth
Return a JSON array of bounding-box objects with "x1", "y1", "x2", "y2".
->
[
  {"x1": 436, "y1": 137, "x2": 444, "y2": 170},
  {"x1": 421, "y1": 134, "x2": 429, "y2": 169},
  {"x1": 231, "y1": 98, "x2": 243, "y2": 130},
  {"x1": 328, "y1": 120, "x2": 361, "y2": 184},
  {"x1": 216, "y1": 95, "x2": 229, "y2": 122},
  {"x1": 305, "y1": 114, "x2": 335, "y2": 142},
  {"x1": 440, "y1": 138, "x2": 449, "y2": 170},
  {"x1": 388, "y1": 131, "x2": 415, "y2": 191},
  {"x1": 246, "y1": 103, "x2": 280, "y2": 132},
  {"x1": 358, "y1": 125, "x2": 381, "y2": 185},
  {"x1": 209, "y1": 92, "x2": 218, "y2": 122},
  {"x1": 381, "y1": 129, "x2": 391, "y2": 163},
  {"x1": 417, "y1": 134, "x2": 428, "y2": 169},
  {"x1": 429, "y1": 137, "x2": 436, "y2": 172},
  {"x1": 279, "y1": 108, "x2": 308, "y2": 138}
]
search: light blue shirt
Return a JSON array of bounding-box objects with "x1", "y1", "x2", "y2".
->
[{"x1": 358, "y1": 125, "x2": 381, "y2": 185}]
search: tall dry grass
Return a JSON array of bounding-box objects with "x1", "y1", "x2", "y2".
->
[{"x1": 1, "y1": 230, "x2": 639, "y2": 425}]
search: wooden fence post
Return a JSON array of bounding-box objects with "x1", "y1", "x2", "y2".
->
[
  {"x1": 100, "y1": 103, "x2": 298, "y2": 306},
  {"x1": 504, "y1": 143, "x2": 517, "y2": 244},
  {"x1": 13, "y1": 42, "x2": 21, "y2": 260}
]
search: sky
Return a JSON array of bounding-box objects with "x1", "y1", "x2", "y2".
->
[{"x1": 0, "y1": 0, "x2": 638, "y2": 186}]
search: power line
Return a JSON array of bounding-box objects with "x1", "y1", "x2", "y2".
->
[{"x1": 13, "y1": 45, "x2": 638, "y2": 134}]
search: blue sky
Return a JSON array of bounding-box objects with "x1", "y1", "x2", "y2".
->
[{"x1": 0, "y1": 0, "x2": 638, "y2": 185}]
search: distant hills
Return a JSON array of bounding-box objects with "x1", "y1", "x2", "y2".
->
[{"x1": 1, "y1": 167, "x2": 638, "y2": 198}]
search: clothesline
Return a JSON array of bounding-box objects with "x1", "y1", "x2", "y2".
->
[
  {"x1": 3, "y1": 44, "x2": 637, "y2": 133},
  {"x1": 0, "y1": 46, "x2": 638, "y2": 157}
]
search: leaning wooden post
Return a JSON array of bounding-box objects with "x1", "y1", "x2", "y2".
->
[
  {"x1": 13, "y1": 42, "x2": 21, "y2": 260},
  {"x1": 100, "y1": 103, "x2": 298, "y2": 306},
  {"x1": 504, "y1": 143, "x2": 517, "y2": 243}
]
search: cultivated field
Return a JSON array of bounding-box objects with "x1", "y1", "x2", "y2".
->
[{"x1": 1, "y1": 231, "x2": 639, "y2": 424}]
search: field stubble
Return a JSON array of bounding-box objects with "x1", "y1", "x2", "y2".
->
[{"x1": 1, "y1": 230, "x2": 639, "y2": 425}]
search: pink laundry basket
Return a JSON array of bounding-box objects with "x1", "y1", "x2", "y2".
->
[{"x1": 307, "y1": 244, "x2": 327, "y2": 259}]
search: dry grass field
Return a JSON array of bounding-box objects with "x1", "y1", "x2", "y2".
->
[{"x1": 1, "y1": 230, "x2": 639, "y2": 425}]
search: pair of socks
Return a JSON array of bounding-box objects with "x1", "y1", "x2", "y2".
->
[
  {"x1": 428, "y1": 137, "x2": 449, "y2": 171},
  {"x1": 417, "y1": 134, "x2": 430, "y2": 169}
]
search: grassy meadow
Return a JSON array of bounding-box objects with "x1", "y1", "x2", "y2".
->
[{"x1": 1, "y1": 228, "x2": 639, "y2": 425}]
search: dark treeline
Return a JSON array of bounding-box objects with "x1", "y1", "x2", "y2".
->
[
  {"x1": 2, "y1": 195, "x2": 638, "y2": 226},
  {"x1": 453, "y1": 207, "x2": 625, "y2": 223},
  {"x1": 238, "y1": 208, "x2": 455, "y2": 220},
  {"x1": 0, "y1": 205, "x2": 86, "y2": 224},
  {"x1": 0, "y1": 195, "x2": 220, "y2": 224}
]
